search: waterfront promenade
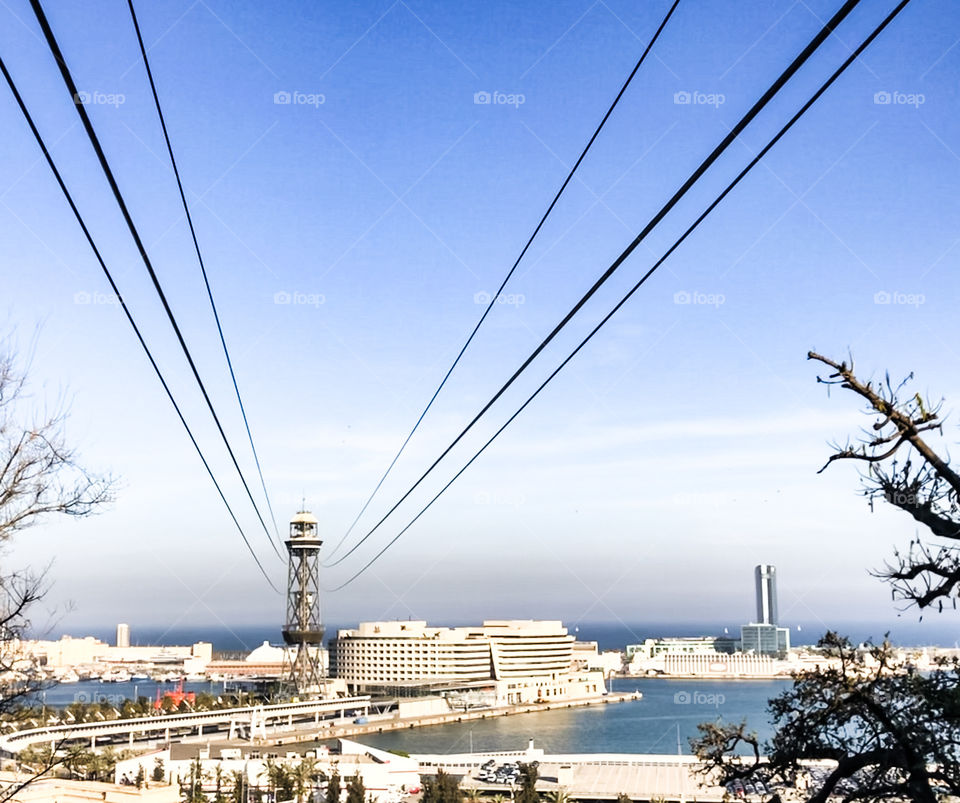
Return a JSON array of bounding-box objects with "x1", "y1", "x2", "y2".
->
[{"x1": 0, "y1": 696, "x2": 372, "y2": 753}]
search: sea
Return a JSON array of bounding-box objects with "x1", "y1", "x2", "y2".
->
[{"x1": 53, "y1": 619, "x2": 960, "y2": 653}]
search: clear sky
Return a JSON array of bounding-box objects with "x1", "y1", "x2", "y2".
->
[{"x1": 1, "y1": 0, "x2": 958, "y2": 642}]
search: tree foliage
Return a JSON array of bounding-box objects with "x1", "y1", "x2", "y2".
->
[
  {"x1": 326, "y1": 769, "x2": 342, "y2": 803},
  {"x1": 422, "y1": 768, "x2": 462, "y2": 803},
  {"x1": 693, "y1": 354, "x2": 960, "y2": 802},
  {"x1": 516, "y1": 763, "x2": 539, "y2": 803},
  {"x1": 345, "y1": 773, "x2": 366, "y2": 803},
  {"x1": 694, "y1": 633, "x2": 960, "y2": 802}
]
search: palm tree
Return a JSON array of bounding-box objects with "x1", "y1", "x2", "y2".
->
[
  {"x1": 545, "y1": 790, "x2": 576, "y2": 803},
  {"x1": 229, "y1": 769, "x2": 246, "y2": 803},
  {"x1": 213, "y1": 765, "x2": 230, "y2": 803},
  {"x1": 293, "y1": 757, "x2": 319, "y2": 802}
]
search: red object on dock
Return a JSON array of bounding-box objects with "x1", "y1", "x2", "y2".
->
[{"x1": 154, "y1": 678, "x2": 196, "y2": 710}]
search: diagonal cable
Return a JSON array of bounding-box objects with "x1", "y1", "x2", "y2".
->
[
  {"x1": 328, "y1": 0, "x2": 914, "y2": 591},
  {"x1": 325, "y1": 0, "x2": 683, "y2": 564},
  {"x1": 126, "y1": 0, "x2": 282, "y2": 549},
  {"x1": 28, "y1": 0, "x2": 281, "y2": 560},
  {"x1": 0, "y1": 54, "x2": 279, "y2": 592},
  {"x1": 327, "y1": 0, "x2": 864, "y2": 569}
]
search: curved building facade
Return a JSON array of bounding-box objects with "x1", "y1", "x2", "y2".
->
[{"x1": 331, "y1": 620, "x2": 576, "y2": 691}]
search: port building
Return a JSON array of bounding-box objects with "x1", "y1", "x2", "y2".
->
[{"x1": 330, "y1": 620, "x2": 604, "y2": 704}]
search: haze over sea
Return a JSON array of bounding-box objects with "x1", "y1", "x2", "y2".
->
[{"x1": 59, "y1": 619, "x2": 959, "y2": 652}]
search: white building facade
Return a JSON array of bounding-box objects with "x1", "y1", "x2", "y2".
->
[{"x1": 331, "y1": 620, "x2": 604, "y2": 703}]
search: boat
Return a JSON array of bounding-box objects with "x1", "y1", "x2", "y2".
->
[{"x1": 101, "y1": 668, "x2": 132, "y2": 683}]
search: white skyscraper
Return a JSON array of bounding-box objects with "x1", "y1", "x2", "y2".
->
[
  {"x1": 755, "y1": 564, "x2": 777, "y2": 625},
  {"x1": 116, "y1": 622, "x2": 130, "y2": 648}
]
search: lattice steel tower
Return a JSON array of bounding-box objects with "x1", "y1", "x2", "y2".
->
[{"x1": 282, "y1": 510, "x2": 325, "y2": 694}]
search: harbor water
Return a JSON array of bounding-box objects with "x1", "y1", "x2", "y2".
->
[
  {"x1": 315, "y1": 677, "x2": 790, "y2": 755},
  {"x1": 39, "y1": 677, "x2": 788, "y2": 755}
]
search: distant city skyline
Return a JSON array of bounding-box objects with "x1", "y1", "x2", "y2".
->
[{"x1": 2, "y1": 0, "x2": 959, "y2": 634}]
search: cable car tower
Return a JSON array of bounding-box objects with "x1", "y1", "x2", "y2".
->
[{"x1": 282, "y1": 510, "x2": 325, "y2": 695}]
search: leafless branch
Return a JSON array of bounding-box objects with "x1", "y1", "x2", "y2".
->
[{"x1": 809, "y1": 352, "x2": 960, "y2": 609}]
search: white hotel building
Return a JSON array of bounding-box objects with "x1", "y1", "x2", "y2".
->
[{"x1": 330, "y1": 620, "x2": 605, "y2": 704}]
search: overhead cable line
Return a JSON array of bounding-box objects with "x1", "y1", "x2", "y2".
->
[
  {"x1": 328, "y1": 0, "x2": 914, "y2": 591},
  {"x1": 326, "y1": 0, "x2": 863, "y2": 569},
  {"x1": 324, "y1": 0, "x2": 683, "y2": 566},
  {"x1": 0, "y1": 54, "x2": 279, "y2": 592},
  {"x1": 126, "y1": 0, "x2": 282, "y2": 550},
  {"x1": 29, "y1": 0, "x2": 282, "y2": 561}
]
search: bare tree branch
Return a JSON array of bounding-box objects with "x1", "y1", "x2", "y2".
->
[
  {"x1": 809, "y1": 352, "x2": 960, "y2": 608},
  {"x1": 0, "y1": 343, "x2": 115, "y2": 794}
]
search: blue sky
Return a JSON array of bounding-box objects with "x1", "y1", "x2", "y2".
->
[{"x1": 1, "y1": 0, "x2": 959, "y2": 642}]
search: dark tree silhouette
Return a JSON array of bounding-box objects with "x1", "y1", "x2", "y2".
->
[
  {"x1": 422, "y1": 768, "x2": 463, "y2": 803},
  {"x1": 693, "y1": 632, "x2": 960, "y2": 802},
  {"x1": 691, "y1": 353, "x2": 960, "y2": 802},
  {"x1": 808, "y1": 351, "x2": 960, "y2": 611}
]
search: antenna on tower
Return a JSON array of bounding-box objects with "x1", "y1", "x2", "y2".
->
[{"x1": 281, "y1": 509, "x2": 325, "y2": 696}]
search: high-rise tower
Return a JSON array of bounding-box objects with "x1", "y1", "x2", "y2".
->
[
  {"x1": 755, "y1": 564, "x2": 778, "y2": 625},
  {"x1": 116, "y1": 623, "x2": 130, "y2": 648},
  {"x1": 282, "y1": 510, "x2": 325, "y2": 694}
]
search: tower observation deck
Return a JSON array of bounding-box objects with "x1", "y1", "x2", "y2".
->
[{"x1": 282, "y1": 510, "x2": 325, "y2": 694}]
